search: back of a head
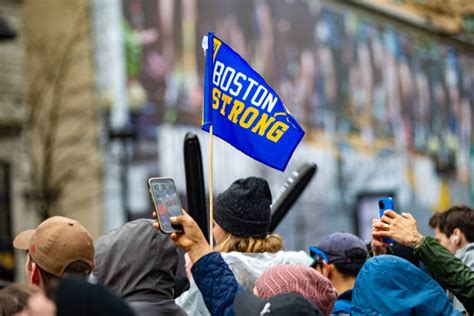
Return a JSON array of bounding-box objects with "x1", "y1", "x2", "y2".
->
[
  {"x1": 352, "y1": 255, "x2": 456, "y2": 315},
  {"x1": 55, "y1": 277, "x2": 135, "y2": 316},
  {"x1": 13, "y1": 216, "x2": 94, "y2": 289},
  {"x1": 214, "y1": 177, "x2": 284, "y2": 253},
  {"x1": 0, "y1": 292, "x2": 21, "y2": 316},
  {"x1": 316, "y1": 232, "x2": 368, "y2": 278},
  {"x1": 434, "y1": 205, "x2": 474, "y2": 242},
  {"x1": 2, "y1": 283, "x2": 39, "y2": 310},
  {"x1": 32, "y1": 259, "x2": 93, "y2": 291},
  {"x1": 255, "y1": 264, "x2": 337, "y2": 316},
  {"x1": 94, "y1": 219, "x2": 180, "y2": 303},
  {"x1": 0, "y1": 283, "x2": 39, "y2": 315},
  {"x1": 214, "y1": 232, "x2": 284, "y2": 253},
  {"x1": 233, "y1": 290, "x2": 324, "y2": 316}
]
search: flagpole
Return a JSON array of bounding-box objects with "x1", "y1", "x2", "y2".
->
[{"x1": 209, "y1": 124, "x2": 214, "y2": 248}]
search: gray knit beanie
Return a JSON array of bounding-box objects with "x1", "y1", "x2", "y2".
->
[{"x1": 214, "y1": 177, "x2": 272, "y2": 238}]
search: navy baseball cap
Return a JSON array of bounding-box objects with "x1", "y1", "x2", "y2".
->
[
  {"x1": 233, "y1": 290, "x2": 323, "y2": 316},
  {"x1": 312, "y1": 232, "x2": 368, "y2": 265}
]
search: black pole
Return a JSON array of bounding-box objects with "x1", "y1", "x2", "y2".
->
[
  {"x1": 269, "y1": 163, "x2": 318, "y2": 232},
  {"x1": 109, "y1": 126, "x2": 136, "y2": 222},
  {"x1": 183, "y1": 132, "x2": 209, "y2": 241}
]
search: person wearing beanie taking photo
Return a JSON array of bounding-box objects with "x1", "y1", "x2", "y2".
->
[
  {"x1": 154, "y1": 206, "x2": 325, "y2": 316},
  {"x1": 176, "y1": 176, "x2": 312, "y2": 316},
  {"x1": 310, "y1": 232, "x2": 368, "y2": 315},
  {"x1": 12, "y1": 216, "x2": 94, "y2": 291}
]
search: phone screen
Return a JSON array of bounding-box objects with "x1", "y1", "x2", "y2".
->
[{"x1": 149, "y1": 178, "x2": 183, "y2": 233}]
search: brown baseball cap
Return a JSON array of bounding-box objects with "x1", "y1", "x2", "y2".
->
[{"x1": 13, "y1": 216, "x2": 94, "y2": 277}]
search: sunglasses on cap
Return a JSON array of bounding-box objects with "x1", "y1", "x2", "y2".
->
[{"x1": 309, "y1": 246, "x2": 330, "y2": 268}]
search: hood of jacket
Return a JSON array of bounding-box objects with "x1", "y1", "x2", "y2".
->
[
  {"x1": 455, "y1": 242, "x2": 474, "y2": 269},
  {"x1": 352, "y1": 255, "x2": 456, "y2": 316},
  {"x1": 221, "y1": 250, "x2": 313, "y2": 289},
  {"x1": 176, "y1": 250, "x2": 313, "y2": 316},
  {"x1": 93, "y1": 219, "x2": 178, "y2": 302}
]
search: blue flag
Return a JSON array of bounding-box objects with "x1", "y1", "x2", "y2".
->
[{"x1": 202, "y1": 32, "x2": 304, "y2": 171}]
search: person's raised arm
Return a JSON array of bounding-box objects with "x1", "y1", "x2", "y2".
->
[
  {"x1": 153, "y1": 211, "x2": 240, "y2": 316},
  {"x1": 373, "y1": 210, "x2": 474, "y2": 313}
]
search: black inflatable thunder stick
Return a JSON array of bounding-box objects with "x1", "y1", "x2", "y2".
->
[
  {"x1": 269, "y1": 163, "x2": 318, "y2": 232},
  {"x1": 183, "y1": 132, "x2": 209, "y2": 242}
]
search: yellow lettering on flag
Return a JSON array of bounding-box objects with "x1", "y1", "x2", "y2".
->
[
  {"x1": 267, "y1": 121, "x2": 289, "y2": 143},
  {"x1": 211, "y1": 86, "x2": 289, "y2": 143},
  {"x1": 213, "y1": 38, "x2": 222, "y2": 62}
]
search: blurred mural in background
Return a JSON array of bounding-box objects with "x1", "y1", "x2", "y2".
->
[{"x1": 119, "y1": 0, "x2": 474, "y2": 249}]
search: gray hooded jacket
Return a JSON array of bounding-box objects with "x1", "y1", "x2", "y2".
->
[
  {"x1": 452, "y1": 242, "x2": 474, "y2": 312},
  {"x1": 94, "y1": 219, "x2": 186, "y2": 316}
]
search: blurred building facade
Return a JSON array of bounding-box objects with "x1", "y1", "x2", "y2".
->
[
  {"x1": 1, "y1": 0, "x2": 104, "y2": 281},
  {"x1": 21, "y1": 0, "x2": 103, "y2": 236},
  {"x1": 0, "y1": 0, "x2": 34, "y2": 283}
]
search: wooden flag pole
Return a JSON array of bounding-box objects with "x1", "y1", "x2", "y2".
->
[{"x1": 209, "y1": 124, "x2": 214, "y2": 248}]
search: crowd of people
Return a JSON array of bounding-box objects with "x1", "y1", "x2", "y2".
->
[{"x1": 0, "y1": 176, "x2": 473, "y2": 315}]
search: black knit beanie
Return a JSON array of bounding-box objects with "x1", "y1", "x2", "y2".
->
[{"x1": 214, "y1": 177, "x2": 272, "y2": 238}]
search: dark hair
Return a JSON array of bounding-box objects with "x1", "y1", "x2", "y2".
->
[
  {"x1": 333, "y1": 262, "x2": 364, "y2": 277},
  {"x1": 0, "y1": 284, "x2": 38, "y2": 315},
  {"x1": 437, "y1": 205, "x2": 474, "y2": 242},
  {"x1": 0, "y1": 292, "x2": 21, "y2": 315},
  {"x1": 2, "y1": 283, "x2": 39, "y2": 310},
  {"x1": 333, "y1": 248, "x2": 367, "y2": 278},
  {"x1": 428, "y1": 212, "x2": 443, "y2": 229},
  {"x1": 28, "y1": 254, "x2": 91, "y2": 289}
]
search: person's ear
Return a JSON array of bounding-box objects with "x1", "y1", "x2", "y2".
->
[
  {"x1": 321, "y1": 261, "x2": 331, "y2": 278},
  {"x1": 451, "y1": 228, "x2": 462, "y2": 245},
  {"x1": 30, "y1": 262, "x2": 41, "y2": 286}
]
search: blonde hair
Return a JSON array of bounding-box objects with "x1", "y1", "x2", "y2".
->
[{"x1": 214, "y1": 232, "x2": 284, "y2": 253}]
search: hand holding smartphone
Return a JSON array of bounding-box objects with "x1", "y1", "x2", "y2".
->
[
  {"x1": 378, "y1": 197, "x2": 396, "y2": 245},
  {"x1": 149, "y1": 177, "x2": 184, "y2": 233}
]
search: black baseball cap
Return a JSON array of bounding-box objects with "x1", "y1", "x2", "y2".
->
[{"x1": 233, "y1": 290, "x2": 323, "y2": 316}]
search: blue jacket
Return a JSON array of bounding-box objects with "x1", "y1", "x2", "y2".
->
[
  {"x1": 352, "y1": 255, "x2": 460, "y2": 316},
  {"x1": 192, "y1": 252, "x2": 240, "y2": 316},
  {"x1": 332, "y1": 290, "x2": 352, "y2": 315}
]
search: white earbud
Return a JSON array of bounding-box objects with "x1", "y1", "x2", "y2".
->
[{"x1": 450, "y1": 236, "x2": 459, "y2": 245}]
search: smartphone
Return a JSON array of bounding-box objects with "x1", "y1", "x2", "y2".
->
[
  {"x1": 378, "y1": 197, "x2": 396, "y2": 244},
  {"x1": 148, "y1": 177, "x2": 183, "y2": 233}
]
